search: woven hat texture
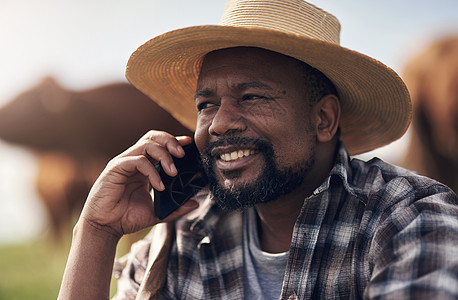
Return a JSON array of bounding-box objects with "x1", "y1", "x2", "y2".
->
[{"x1": 126, "y1": 0, "x2": 411, "y2": 155}]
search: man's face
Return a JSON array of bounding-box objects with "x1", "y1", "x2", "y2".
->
[{"x1": 194, "y1": 47, "x2": 318, "y2": 209}]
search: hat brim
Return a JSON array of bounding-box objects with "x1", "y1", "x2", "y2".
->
[{"x1": 126, "y1": 25, "x2": 411, "y2": 155}]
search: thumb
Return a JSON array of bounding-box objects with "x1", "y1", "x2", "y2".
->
[{"x1": 162, "y1": 198, "x2": 199, "y2": 222}]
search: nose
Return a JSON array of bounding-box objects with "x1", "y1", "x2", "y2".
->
[{"x1": 208, "y1": 98, "x2": 247, "y2": 136}]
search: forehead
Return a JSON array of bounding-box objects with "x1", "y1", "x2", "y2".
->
[{"x1": 197, "y1": 47, "x2": 305, "y2": 88}]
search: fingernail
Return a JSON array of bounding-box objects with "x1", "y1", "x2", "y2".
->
[
  {"x1": 170, "y1": 163, "x2": 177, "y2": 175},
  {"x1": 159, "y1": 181, "x2": 165, "y2": 191},
  {"x1": 176, "y1": 146, "x2": 185, "y2": 156}
]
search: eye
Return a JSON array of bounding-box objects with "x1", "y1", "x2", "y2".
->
[
  {"x1": 197, "y1": 101, "x2": 218, "y2": 112},
  {"x1": 242, "y1": 94, "x2": 268, "y2": 101}
]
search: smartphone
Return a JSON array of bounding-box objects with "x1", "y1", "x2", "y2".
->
[{"x1": 153, "y1": 141, "x2": 208, "y2": 220}]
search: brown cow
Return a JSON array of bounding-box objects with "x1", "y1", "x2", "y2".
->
[
  {"x1": 400, "y1": 36, "x2": 458, "y2": 194},
  {"x1": 0, "y1": 77, "x2": 193, "y2": 239}
]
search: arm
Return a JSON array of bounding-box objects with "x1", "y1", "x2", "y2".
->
[
  {"x1": 58, "y1": 219, "x2": 120, "y2": 299},
  {"x1": 57, "y1": 131, "x2": 199, "y2": 300}
]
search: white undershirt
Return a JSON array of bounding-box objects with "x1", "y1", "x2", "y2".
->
[{"x1": 243, "y1": 208, "x2": 289, "y2": 300}]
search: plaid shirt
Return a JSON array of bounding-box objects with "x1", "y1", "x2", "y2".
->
[{"x1": 114, "y1": 142, "x2": 458, "y2": 299}]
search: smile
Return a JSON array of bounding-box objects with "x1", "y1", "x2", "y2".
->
[{"x1": 219, "y1": 149, "x2": 258, "y2": 162}]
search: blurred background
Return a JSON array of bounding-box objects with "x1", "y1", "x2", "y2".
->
[{"x1": 0, "y1": 0, "x2": 457, "y2": 299}]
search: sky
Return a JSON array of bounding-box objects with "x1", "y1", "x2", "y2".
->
[{"x1": 0, "y1": 0, "x2": 457, "y2": 244}]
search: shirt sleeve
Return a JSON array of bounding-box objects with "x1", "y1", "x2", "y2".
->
[
  {"x1": 365, "y1": 181, "x2": 458, "y2": 299},
  {"x1": 111, "y1": 236, "x2": 152, "y2": 300}
]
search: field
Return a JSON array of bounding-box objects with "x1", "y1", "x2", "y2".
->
[
  {"x1": 0, "y1": 236, "x2": 70, "y2": 300},
  {"x1": 0, "y1": 228, "x2": 140, "y2": 299}
]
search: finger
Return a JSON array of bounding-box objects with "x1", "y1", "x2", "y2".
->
[
  {"x1": 117, "y1": 131, "x2": 193, "y2": 177},
  {"x1": 143, "y1": 142, "x2": 177, "y2": 177},
  {"x1": 140, "y1": 130, "x2": 191, "y2": 159},
  {"x1": 138, "y1": 130, "x2": 174, "y2": 143},
  {"x1": 161, "y1": 198, "x2": 199, "y2": 222},
  {"x1": 112, "y1": 155, "x2": 166, "y2": 191},
  {"x1": 138, "y1": 135, "x2": 193, "y2": 177},
  {"x1": 176, "y1": 135, "x2": 193, "y2": 147},
  {"x1": 118, "y1": 140, "x2": 177, "y2": 177},
  {"x1": 118, "y1": 131, "x2": 178, "y2": 157}
]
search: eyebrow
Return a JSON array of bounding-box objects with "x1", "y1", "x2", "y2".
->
[
  {"x1": 236, "y1": 81, "x2": 273, "y2": 91},
  {"x1": 194, "y1": 81, "x2": 273, "y2": 100},
  {"x1": 195, "y1": 88, "x2": 212, "y2": 100}
]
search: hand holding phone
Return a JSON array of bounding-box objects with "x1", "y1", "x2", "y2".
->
[{"x1": 153, "y1": 141, "x2": 208, "y2": 220}]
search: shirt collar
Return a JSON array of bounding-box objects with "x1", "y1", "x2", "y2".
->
[{"x1": 312, "y1": 140, "x2": 360, "y2": 200}]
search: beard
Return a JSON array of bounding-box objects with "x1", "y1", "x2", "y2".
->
[{"x1": 201, "y1": 136, "x2": 316, "y2": 210}]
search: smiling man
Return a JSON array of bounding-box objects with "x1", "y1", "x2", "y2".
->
[
  {"x1": 58, "y1": 1, "x2": 458, "y2": 299},
  {"x1": 195, "y1": 48, "x2": 336, "y2": 213}
]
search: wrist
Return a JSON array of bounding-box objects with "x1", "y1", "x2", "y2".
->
[
  {"x1": 73, "y1": 218, "x2": 122, "y2": 247},
  {"x1": 58, "y1": 217, "x2": 121, "y2": 299}
]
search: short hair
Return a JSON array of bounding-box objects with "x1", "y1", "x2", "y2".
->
[
  {"x1": 295, "y1": 58, "x2": 341, "y2": 137},
  {"x1": 296, "y1": 60, "x2": 339, "y2": 105}
]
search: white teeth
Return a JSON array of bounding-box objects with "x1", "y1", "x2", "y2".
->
[{"x1": 220, "y1": 149, "x2": 256, "y2": 162}]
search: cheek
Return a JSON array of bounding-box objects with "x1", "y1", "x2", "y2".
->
[
  {"x1": 256, "y1": 110, "x2": 310, "y2": 142},
  {"x1": 194, "y1": 118, "x2": 209, "y2": 153},
  {"x1": 273, "y1": 141, "x2": 315, "y2": 171},
  {"x1": 271, "y1": 123, "x2": 317, "y2": 166},
  {"x1": 248, "y1": 101, "x2": 288, "y2": 120}
]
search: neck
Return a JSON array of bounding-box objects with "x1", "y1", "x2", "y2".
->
[
  {"x1": 254, "y1": 190, "x2": 304, "y2": 253},
  {"x1": 255, "y1": 142, "x2": 337, "y2": 253}
]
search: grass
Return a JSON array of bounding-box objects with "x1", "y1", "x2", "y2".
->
[
  {"x1": 0, "y1": 227, "x2": 149, "y2": 299},
  {"x1": 0, "y1": 237, "x2": 69, "y2": 300}
]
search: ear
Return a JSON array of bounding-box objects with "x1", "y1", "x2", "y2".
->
[{"x1": 314, "y1": 94, "x2": 340, "y2": 143}]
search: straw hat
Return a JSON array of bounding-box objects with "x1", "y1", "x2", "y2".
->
[{"x1": 126, "y1": 0, "x2": 411, "y2": 155}]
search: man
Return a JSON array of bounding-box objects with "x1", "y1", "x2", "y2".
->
[{"x1": 58, "y1": 0, "x2": 458, "y2": 299}]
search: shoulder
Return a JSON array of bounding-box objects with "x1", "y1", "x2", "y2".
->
[
  {"x1": 349, "y1": 157, "x2": 458, "y2": 258},
  {"x1": 357, "y1": 160, "x2": 458, "y2": 298},
  {"x1": 348, "y1": 156, "x2": 456, "y2": 209}
]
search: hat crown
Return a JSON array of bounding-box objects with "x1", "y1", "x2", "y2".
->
[{"x1": 220, "y1": 0, "x2": 341, "y2": 44}]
